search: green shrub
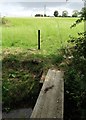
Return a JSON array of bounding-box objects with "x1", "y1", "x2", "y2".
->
[
  {"x1": 64, "y1": 7, "x2": 86, "y2": 118},
  {"x1": 64, "y1": 31, "x2": 86, "y2": 119}
]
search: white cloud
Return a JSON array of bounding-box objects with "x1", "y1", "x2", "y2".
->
[
  {"x1": 0, "y1": 1, "x2": 84, "y2": 17},
  {"x1": 0, "y1": 3, "x2": 30, "y2": 17}
]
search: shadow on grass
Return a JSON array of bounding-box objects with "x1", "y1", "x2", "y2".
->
[{"x1": 2, "y1": 48, "x2": 64, "y2": 112}]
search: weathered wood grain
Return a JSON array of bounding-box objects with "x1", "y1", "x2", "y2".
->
[{"x1": 30, "y1": 69, "x2": 64, "y2": 119}]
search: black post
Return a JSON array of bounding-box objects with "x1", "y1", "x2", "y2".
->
[{"x1": 38, "y1": 30, "x2": 40, "y2": 50}]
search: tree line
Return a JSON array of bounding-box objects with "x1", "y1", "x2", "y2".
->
[
  {"x1": 35, "y1": 9, "x2": 80, "y2": 17},
  {"x1": 54, "y1": 10, "x2": 79, "y2": 17}
]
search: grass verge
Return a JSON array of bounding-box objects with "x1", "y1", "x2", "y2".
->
[{"x1": 2, "y1": 48, "x2": 64, "y2": 112}]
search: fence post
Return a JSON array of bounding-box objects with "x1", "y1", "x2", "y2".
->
[{"x1": 38, "y1": 30, "x2": 40, "y2": 50}]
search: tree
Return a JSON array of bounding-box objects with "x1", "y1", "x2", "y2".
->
[
  {"x1": 2, "y1": 16, "x2": 7, "y2": 24},
  {"x1": 44, "y1": 14, "x2": 46, "y2": 17},
  {"x1": 35, "y1": 14, "x2": 43, "y2": 17},
  {"x1": 79, "y1": 7, "x2": 86, "y2": 20},
  {"x1": 62, "y1": 10, "x2": 68, "y2": 17},
  {"x1": 72, "y1": 10, "x2": 79, "y2": 17},
  {"x1": 54, "y1": 10, "x2": 59, "y2": 17},
  {"x1": 71, "y1": 7, "x2": 86, "y2": 28}
]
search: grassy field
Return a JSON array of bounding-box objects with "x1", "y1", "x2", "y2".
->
[
  {"x1": 2, "y1": 17, "x2": 84, "y2": 54},
  {"x1": 2, "y1": 17, "x2": 84, "y2": 112}
]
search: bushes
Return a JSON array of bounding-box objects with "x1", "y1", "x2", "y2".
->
[
  {"x1": 64, "y1": 31, "x2": 86, "y2": 119},
  {"x1": 64, "y1": 6, "x2": 86, "y2": 119}
]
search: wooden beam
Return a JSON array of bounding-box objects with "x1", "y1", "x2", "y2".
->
[{"x1": 30, "y1": 69, "x2": 64, "y2": 118}]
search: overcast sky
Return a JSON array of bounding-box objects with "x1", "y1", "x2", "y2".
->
[{"x1": 0, "y1": 0, "x2": 84, "y2": 17}]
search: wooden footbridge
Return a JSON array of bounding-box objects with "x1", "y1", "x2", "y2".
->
[{"x1": 30, "y1": 69, "x2": 64, "y2": 119}]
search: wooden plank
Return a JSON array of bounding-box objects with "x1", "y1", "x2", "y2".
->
[{"x1": 30, "y1": 69, "x2": 64, "y2": 118}]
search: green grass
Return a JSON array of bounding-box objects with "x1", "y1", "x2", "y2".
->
[
  {"x1": 2, "y1": 17, "x2": 84, "y2": 55},
  {"x1": 2, "y1": 17, "x2": 84, "y2": 111},
  {"x1": 2, "y1": 48, "x2": 64, "y2": 111}
]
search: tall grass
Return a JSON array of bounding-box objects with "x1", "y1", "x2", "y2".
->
[
  {"x1": 2, "y1": 17, "x2": 84, "y2": 111},
  {"x1": 2, "y1": 17, "x2": 84, "y2": 54}
]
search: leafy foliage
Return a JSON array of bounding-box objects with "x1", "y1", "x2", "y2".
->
[
  {"x1": 64, "y1": 6, "x2": 86, "y2": 119},
  {"x1": 71, "y1": 7, "x2": 86, "y2": 28},
  {"x1": 62, "y1": 10, "x2": 68, "y2": 17},
  {"x1": 79, "y1": 7, "x2": 86, "y2": 20},
  {"x1": 72, "y1": 10, "x2": 79, "y2": 17},
  {"x1": 64, "y1": 32, "x2": 86, "y2": 119},
  {"x1": 54, "y1": 10, "x2": 59, "y2": 17}
]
